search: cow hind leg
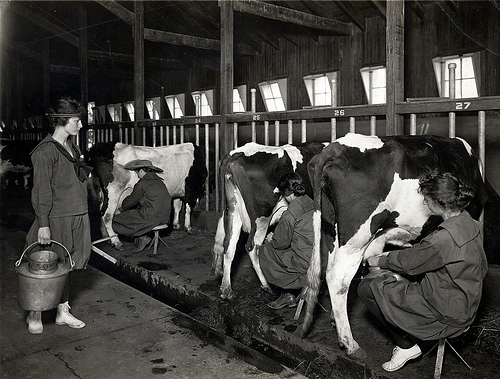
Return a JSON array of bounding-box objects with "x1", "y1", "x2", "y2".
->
[
  {"x1": 212, "y1": 214, "x2": 225, "y2": 277},
  {"x1": 247, "y1": 218, "x2": 272, "y2": 293},
  {"x1": 172, "y1": 199, "x2": 182, "y2": 230},
  {"x1": 326, "y1": 245, "x2": 367, "y2": 360},
  {"x1": 220, "y1": 212, "x2": 242, "y2": 300},
  {"x1": 184, "y1": 202, "x2": 193, "y2": 233}
]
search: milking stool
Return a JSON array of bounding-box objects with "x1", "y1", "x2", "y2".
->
[
  {"x1": 424, "y1": 327, "x2": 472, "y2": 379},
  {"x1": 148, "y1": 224, "x2": 169, "y2": 254}
]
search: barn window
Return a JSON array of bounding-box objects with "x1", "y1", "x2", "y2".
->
[
  {"x1": 106, "y1": 103, "x2": 122, "y2": 122},
  {"x1": 258, "y1": 79, "x2": 287, "y2": 112},
  {"x1": 432, "y1": 53, "x2": 479, "y2": 98},
  {"x1": 165, "y1": 94, "x2": 184, "y2": 118},
  {"x1": 360, "y1": 66, "x2": 386, "y2": 104},
  {"x1": 146, "y1": 97, "x2": 161, "y2": 120},
  {"x1": 303, "y1": 72, "x2": 338, "y2": 107},
  {"x1": 233, "y1": 85, "x2": 246, "y2": 113},
  {"x1": 87, "y1": 101, "x2": 95, "y2": 124},
  {"x1": 124, "y1": 101, "x2": 135, "y2": 122},
  {"x1": 191, "y1": 90, "x2": 214, "y2": 116}
]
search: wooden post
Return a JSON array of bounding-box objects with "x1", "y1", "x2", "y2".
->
[
  {"x1": 386, "y1": 0, "x2": 405, "y2": 135},
  {"x1": 220, "y1": 0, "x2": 234, "y2": 156},
  {"x1": 134, "y1": 1, "x2": 145, "y2": 143},
  {"x1": 79, "y1": 4, "x2": 88, "y2": 150}
]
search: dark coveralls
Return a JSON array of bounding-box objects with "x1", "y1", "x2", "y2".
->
[
  {"x1": 358, "y1": 211, "x2": 488, "y2": 346},
  {"x1": 259, "y1": 195, "x2": 315, "y2": 290},
  {"x1": 112, "y1": 172, "x2": 171, "y2": 237}
]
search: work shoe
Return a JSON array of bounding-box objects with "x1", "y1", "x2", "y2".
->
[
  {"x1": 133, "y1": 235, "x2": 152, "y2": 253},
  {"x1": 267, "y1": 293, "x2": 297, "y2": 310},
  {"x1": 55, "y1": 302, "x2": 86, "y2": 329},
  {"x1": 382, "y1": 344, "x2": 422, "y2": 372},
  {"x1": 26, "y1": 311, "x2": 43, "y2": 334}
]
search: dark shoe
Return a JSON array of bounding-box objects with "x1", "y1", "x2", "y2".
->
[
  {"x1": 267, "y1": 293, "x2": 297, "y2": 310},
  {"x1": 133, "y1": 235, "x2": 152, "y2": 253}
]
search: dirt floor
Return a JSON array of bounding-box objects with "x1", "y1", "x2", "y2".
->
[{"x1": 2, "y1": 184, "x2": 500, "y2": 378}]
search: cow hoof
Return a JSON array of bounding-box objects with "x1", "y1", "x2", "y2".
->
[
  {"x1": 173, "y1": 225, "x2": 181, "y2": 230},
  {"x1": 220, "y1": 290, "x2": 235, "y2": 301},
  {"x1": 347, "y1": 347, "x2": 367, "y2": 361}
]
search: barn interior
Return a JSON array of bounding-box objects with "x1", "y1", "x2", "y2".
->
[{"x1": 1, "y1": 1, "x2": 500, "y2": 378}]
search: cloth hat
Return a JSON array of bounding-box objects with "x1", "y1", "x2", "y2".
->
[{"x1": 124, "y1": 159, "x2": 163, "y2": 172}]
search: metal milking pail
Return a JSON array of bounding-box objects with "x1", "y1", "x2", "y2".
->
[{"x1": 15, "y1": 240, "x2": 74, "y2": 311}]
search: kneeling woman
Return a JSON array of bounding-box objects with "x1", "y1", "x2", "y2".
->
[
  {"x1": 358, "y1": 171, "x2": 488, "y2": 372},
  {"x1": 259, "y1": 172, "x2": 314, "y2": 309}
]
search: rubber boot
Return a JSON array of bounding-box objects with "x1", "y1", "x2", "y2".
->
[
  {"x1": 55, "y1": 302, "x2": 86, "y2": 329},
  {"x1": 26, "y1": 311, "x2": 43, "y2": 334}
]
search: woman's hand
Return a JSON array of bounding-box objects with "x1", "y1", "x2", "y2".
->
[
  {"x1": 368, "y1": 255, "x2": 381, "y2": 267},
  {"x1": 38, "y1": 227, "x2": 51, "y2": 245}
]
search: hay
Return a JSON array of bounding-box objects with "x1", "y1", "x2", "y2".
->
[{"x1": 473, "y1": 309, "x2": 500, "y2": 358}]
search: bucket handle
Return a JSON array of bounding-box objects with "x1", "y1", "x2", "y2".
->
[{"x1": 15, "y1": 240, "x2": 75, "y2": 270}]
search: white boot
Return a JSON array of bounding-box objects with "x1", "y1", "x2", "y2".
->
[
  {"x1": 55, "y1": 302, "x2": 86, "y2": 329},
  {"x1": 26, "y1": 311, "x2": 43, "y2": 334}
]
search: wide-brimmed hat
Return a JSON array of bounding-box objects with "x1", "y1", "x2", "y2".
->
[{"x1": 124, "y1": 159, "x2": 163, "y2": 173}]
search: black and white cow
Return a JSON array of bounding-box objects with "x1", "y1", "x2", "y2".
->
[
  {"x1": 212, "y1": 141, "x2": 325, "y2": 299},
  {"x1": 87, "y1": 142, "x2": 207, "y2": 249},
  {"x1": 0, "y1": 140, "x2": 38, "y2": 190},
  {"x1": 302, "y1": 133, "x2": 491, "y2": 360}
]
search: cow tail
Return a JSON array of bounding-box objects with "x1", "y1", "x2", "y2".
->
[
  {"x1": 301, "y1": 162, "x2": 324, "y2": 338},
  {"x1": 211, "y1": 155, "x2": 229, "y2": 276}
]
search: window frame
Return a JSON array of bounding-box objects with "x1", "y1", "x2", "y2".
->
[
  {"x1": 191, "y1": 89, "x2": 214, "y2": 116},
  {"x1": 258, "y1": 78, "x2": 287, "y2": 112},
  {"x1": 360, "y1": 66, "x2": 386, "y2": 105},
  {"x1": 303, "y1": 72, "x2": 339, "y2": 107},
  {"x1": 432, "y1": 53, "x2": 480, "y2": 99}
]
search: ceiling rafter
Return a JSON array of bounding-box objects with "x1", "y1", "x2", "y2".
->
[
  {"x1": 232, "y1": 0, "x2": 354, "y2": 36},
  {"x1": 333, "y1": 0, "x2": 366, "y2": 31}
]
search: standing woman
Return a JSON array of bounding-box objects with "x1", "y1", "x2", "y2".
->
[
  {"x1": 358, "y1": 171, "x2": 488, "y2": 372},
  {"x1": 25, "y1": 97, "x2": 92, "y2": 334}
]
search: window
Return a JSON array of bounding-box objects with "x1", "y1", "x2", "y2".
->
[
  {"x1": 233, "y1": 85, "x2": 247, "y2": 113},
  {"x1": 360, "y1": 66, "x2": 386, "y2": 104},
  {"x1": 165, "y1": 94, "x2": 184, "y2": 118},
  {"x1": 432, "y1": 54, "x2": 479, "y2": 98},
  {"x1": 146, "y1": 97, "x2": 161, "y2": 120},
  {"x1": 124, "y1": 101, "x2": 135, "y2": 122},
  {"x1": 303, "y1": 72, "x2": 338, "y2": 107},
  {"x1": 191, "y1": 90, "x2": 214, "y2": 116},
  {"x1": 258, "y1": 79, "x2": 287, "y2": 112},
  {"x1": 87, "y1": 101, "x2": 95, "y2": 124},
  {"x1": 106, "y1": 103, "x2": 122, "y2": 122}
]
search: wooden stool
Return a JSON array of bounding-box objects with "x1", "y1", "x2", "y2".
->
[
  {"x1": 149, "y1": 224, "x2": 169, "y2": 254},
  {"x1": 424, "y1": 327, "x2": 472, "y2": 379}
]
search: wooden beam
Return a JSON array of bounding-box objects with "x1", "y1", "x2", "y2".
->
[
  {"x1": 79, "y1": 4, "x2": 88, "y2": 111},
  {"x1": 232, "y1": 0, "x2": 353, "y2": 36},
  {"x1": 220, "y1": 0, "x2": 234, "y2": 157},
  {"x1": 9, "y1": 2, "x2": 79, "y2": 47},
  {"x1": 408, "y1": 0, "x2": 424, "y2": 20},
  {"x1": 386, "y1": 0, "x2": 405, "y2": 135},
  {"x1": 94, "y1": 0, "x2": 134, "y2": 24},
  {"x1": 87, "y1": 50, "x2": 185, "y2": 69},
  {"x1": 370, "y1": 0, "x2": 387, "y2": 21},
  {"x1": 144, "y1": 29, "x2": 220, "y2": 50},
  {"x1": 134, "y1": 1, "x2": 145, "y2": 124},
  {"x1": 333, "y1": 1, "x2": 366, "y2": 31}
]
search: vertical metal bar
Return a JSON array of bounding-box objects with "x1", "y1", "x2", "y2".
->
[
  {"x1": 287, "y1": 120, "x2": 293, "y2": 144},
  {"x1": 142, "y1": 127, "x2": 146, "y2": 146},
  {"x1": 166, "y1": 126, "x2": 170, "y2": 146},
  {"x1": 205, "y1": 123, "x2": 210, "y2": 211},
  {"x1": 233, "y1": 122, "x2": 238, "y2": 148},
  {"x1": 196, "y1": 124, "x2": 200, "y2": 146},
  {"x1": 331, "y1": 78, "x2": 337, "y2": 107},
  {"x1": 275, "y1": 121, "x2": 280, "y2": 146},
  {"x1": 119, "y1": 127, "x2": 123, "y2": 143},
  {"x1": 264, "y1": 121, "x2": 269, "y2": 146},
  {"x1": 181, "y1": 124, "x2": 185, "y2": 144},
  {"x1": 160, "y1": 126, "x2": 164, "y2": 146},
  {"x1": 152, "y1": 126, "x2": 156, "y2": 147},
  {"x1": 215, "y1": 123, "x2": 220, "y2": 212},
  {"x1": 478, "y1": 111, "x2": 486, "y2": 228},
  {"x1": 370, "y1": 116, "x2": 377, "y2": 136},
  {"x1": 301, "y1": 120, "x2": 306, "y2": 143},
  {"x1": 410, "y1": 114, "x2": 417, "y2": 135},
  {"x1": 173, "y1": 125, "x2": 177, "y2": 144},
  {"x1": 331, "y1": 118, "x2": 337, "y2": 142},
  {"x1": 131, "y1": 128, "x2": 134, "y2": 145},
  {"x1": 350, "y1": 117, "x2": 356, "y2": 133},
  {"x1": 448, "y1": 63, "x2": 457, "y2": 138}
]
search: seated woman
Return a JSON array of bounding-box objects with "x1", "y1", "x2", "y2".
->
[
  {"x1": 358, "y1": 171, "x2": 488, "y2": 372},
  {"x1": 112, "y1": 159, "x2": 171, "y2": 252},
  {"x1": 259, "y1": 172, "x2": 314, "y2": 309}
]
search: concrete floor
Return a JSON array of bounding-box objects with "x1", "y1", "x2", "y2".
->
[
  {"x1": 0, "y1": 223, "x2": 306, "y2": 379},
  {"x1": 1, "y1": 186, "x2": 500, "y2": 378}
]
